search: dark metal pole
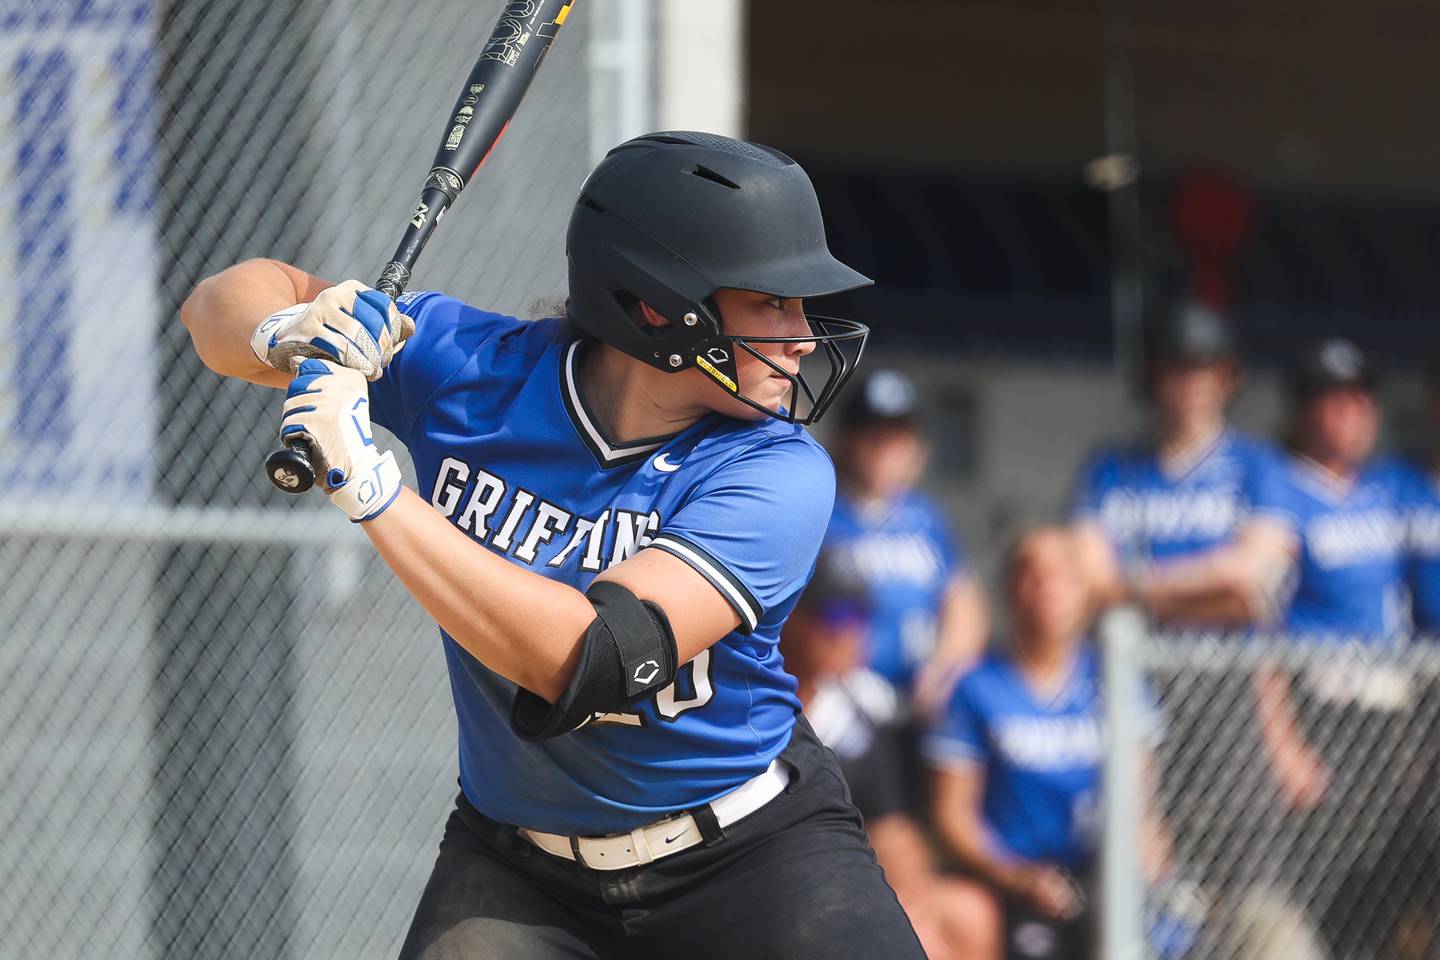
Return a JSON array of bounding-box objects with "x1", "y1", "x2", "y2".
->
[{"x1": 1096, "y1": 0, "x2": 1145, "y2": 387}]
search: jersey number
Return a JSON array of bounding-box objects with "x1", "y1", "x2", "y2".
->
[{"x1": 592, "y1": 648, "x2": 714, "y2": 727}]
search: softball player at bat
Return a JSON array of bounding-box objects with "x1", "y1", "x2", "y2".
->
[{"x1": 181, "y1": 132, "x2": 925, "y2": 959}]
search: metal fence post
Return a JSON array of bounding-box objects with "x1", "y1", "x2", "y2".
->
[{"x1": 1101, "y1": 605, "x2": 1147, "y2": 960}]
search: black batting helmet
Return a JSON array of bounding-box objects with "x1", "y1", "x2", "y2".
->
[
  {"x1": 1290, "y1": 337, "x2": 1376, "y2": 400},
  {"x1": 566, "y1": 131, "x2": 872, "y2": 424},
  {"x1": 1144, "y1": 301, "x2": 1237, "y2": 366},
  {"x1": 839, "y1": 368, "x2": 920, "y2": 431}
]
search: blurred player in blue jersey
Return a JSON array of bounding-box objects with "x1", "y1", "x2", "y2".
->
[
  {"x1": 781, "y1": 553, "x2": 999, "y2": 960},
  {"x1": 825, "y1": 368, "x2": 988, "y2": 717},
  {"x1": 1183, "y1": 336, "x2": 1411, "y2": 644},
  {"x1": 926, "y1": 527, "x2": 1172, "y2": 960},
  {"x1": 180, "y1": 132, "x2": 925, "y2": 959},
  {"x1": 1224, "y1": 338, "x2": 1421, "y2": 956},
  {"x1": 1068, "y1": 301, "x2": 1291, "y2": 625},
  {"x1": 1257, "y1": 338, "x2": 1411, "y2": 639},
  {"x1": 1322, "y1": 354, "x2": 1440, "y2": 959}
]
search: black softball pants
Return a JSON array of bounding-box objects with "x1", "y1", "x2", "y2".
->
[{"x1": 396, "y1": 718, "x2": 925, "y2": 960}]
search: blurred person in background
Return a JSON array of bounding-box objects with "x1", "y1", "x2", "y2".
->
[
  {"x1": 1259, "y1": 338, "x2": 1410, "y2": 639},
  {"x1": 1225, "y1": 338, "x2": 1418, "y2": 959},
  {"x1": 1243, "y1": 338, "x2": 1411, "y2": 808},
  {"x1": 1062, "y1": 302, "x2": 1315, "y2": 935},
  {"x1": 825, "y1": 368, "x2": 988, "y2": 720},
  {"x1": 1069, "y1": 300, "x2": 1290, "y2": 625},
  {"x1": 926, "y1": 527, "x2": 1172, "y2": 960},
  {"x1": 1322, "y1": 357, "x2": 1440, "y2": 959},
  {"x1": 782, "y1": 554, "x2": 1000, "y2": 960}
]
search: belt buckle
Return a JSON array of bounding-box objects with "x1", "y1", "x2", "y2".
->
[{"x1": 572, "y1": 822, "x2": 662, "y2": 870}]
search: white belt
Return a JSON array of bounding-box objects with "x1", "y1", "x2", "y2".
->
[{"x1": 518, "y1": 757, "x2": 791, "y2": 871}]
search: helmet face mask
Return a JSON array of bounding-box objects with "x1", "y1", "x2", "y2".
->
[
  {"x1": 566, "y1": 131, "x2": 873, "y2": 425},
  {"x1": 689, "y1": 314, "x2": 869, "y2": 425}
]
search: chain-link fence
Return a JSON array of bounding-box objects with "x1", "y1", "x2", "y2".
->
[
  {"x1": 0, "y1": 1, "x2": 593, "y2": 957},
  {"x1": 1104, "y1": 624, "x2": 1440, "y2": 960}
]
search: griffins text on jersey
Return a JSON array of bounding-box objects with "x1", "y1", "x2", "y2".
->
[
  {"x1": 431, "y1": 456, "x2": 661, "y2": 570},
  {"x1": 430, "y1": 455, "x2": 715, "y2": 728}
]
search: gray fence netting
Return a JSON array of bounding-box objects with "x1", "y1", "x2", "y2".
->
[
  {"x1": 0, "y1": 1, "x2": 593, "y2": 957},
  {"x1": 1137, "y1": 637, "x2": 1440, "y2": 960}
]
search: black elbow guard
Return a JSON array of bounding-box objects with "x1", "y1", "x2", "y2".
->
[{"x1": 511, "y1": 580, "x2": 679, "y2": 741}]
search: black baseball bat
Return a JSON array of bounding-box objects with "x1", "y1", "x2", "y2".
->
[{"x1": 266, "y1": 0, "x2": 577, "y2": 493}]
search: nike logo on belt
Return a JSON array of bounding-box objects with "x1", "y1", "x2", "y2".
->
[{"x1": 663, "y1": 829, "x2": 689, "y2": 844}]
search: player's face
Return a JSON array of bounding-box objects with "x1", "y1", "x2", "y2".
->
[
  {"x1": 1300, "y1": 387, "x2": 1379, "y2": 469},
  {"x1": 1008, "y1": 532, "x2": 1090, "y2": 649},
  {"x1": 1150, "y1": 360, "x2": 1236, "y2": 435},
  {"x1": 706, "y1": 288, "x2": 819, "y2": 420},
  {"x1": 844, "y1": 423, "x2": 926, "y2": 500}
]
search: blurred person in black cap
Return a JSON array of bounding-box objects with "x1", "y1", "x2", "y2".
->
[
  {"x1": 1068, "y1": 300, "x2": 1294, "y2": 626},
  {"x1": 1253, "y1": 336, "x2": 1411, "y2": 639},
  {"x1": 1319, "y1": 354, "x2": 1440, "y2": 959},
  {"x1": 1223, "y1": 337, "x2": 1423, "y2": 959},
  {"x1": 824, "y1": 368, "x2": 988, "y2": 719},
  {"x1": 782, "y1": 553, "x2": 1002, "y2": 960}
]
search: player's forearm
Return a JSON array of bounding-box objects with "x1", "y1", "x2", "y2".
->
[
  {"x1": 181, "y1": 258, "x2": 323, "y2": 387},
  {"x1": 934, "y1": 576, "x2": 987, "y2": 666},
  {"x1": 1139, "y1": 757, "x2": 1174, "y2": 884},
  {"x1": 1132, "y1": 546, "x2": 1272, "y2": 625},
  {"x1": 1254, "y1": 664, "x2": 1308, "y2": 756},
  {"x1": 934, "y1": 810, "x2": 1022, "y2": 894},
  {"x1": 1133, "y1": 570, "x2": 1258, "y2": 624},
  {"x1": 1140, "y1": 812, "x2": 1174, "y2": 885},
  {"x1": 361, "y1": 487, "x2": 593, "y2": 701}
]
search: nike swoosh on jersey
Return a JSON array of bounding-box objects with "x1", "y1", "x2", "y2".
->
[{"x1": 653, "y1": 453, "x2": 682, "y2": 473}]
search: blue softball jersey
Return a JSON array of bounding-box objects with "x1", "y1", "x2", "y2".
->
[
  {"x1": 1268, "y1": 455, "x2": 1411, "y2": 640},
  {"x1": 823, "y1": 491, "x2": 964, "y2": 689},
  {"x1": 922, "y1": 647, "x2": 1110, "y2": 871},
  {"x1": 368, "y1": 292, "x2": 832, "y2": 835},
  {"x1": 1069, "y1": 429, "x2": 1289, "y2": 568}
]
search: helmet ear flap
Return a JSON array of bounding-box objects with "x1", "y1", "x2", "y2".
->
[
  {"x1": 568, "y1": 206, "x2": 723, "y2": 372},
  {"x1": 626, "y1": 296, "x2": 725, "y2": 373}
]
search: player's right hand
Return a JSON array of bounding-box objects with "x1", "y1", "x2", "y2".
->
[
  {"x1": 279, "y1": 358, "x2": 402, "y2": 521},
  {"x1": 1013, "y1": 865, "x2": 1084, "y2": 920},
  {"x1": 251, "y1": 279, "x2": 415, "y2": 382}
]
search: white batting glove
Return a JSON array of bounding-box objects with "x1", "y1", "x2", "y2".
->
[
  {"x1": 252, "y1": 279, "x2": 415, "y2": 382},
  {"x1": 279, "y1": 358, "x2": 403, "y2": 521}
]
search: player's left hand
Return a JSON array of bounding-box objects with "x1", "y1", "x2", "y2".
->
[
  {"x1": 279, "y1": 358, "x2": 403, "y2": 521},
  {"x1": 252, "y1": 280, "x2": 415, "y2": 381}
]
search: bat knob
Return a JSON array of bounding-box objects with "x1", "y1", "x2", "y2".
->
[{"x1": 266, "y1": 440, "x2": 316, "y2": 494}]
